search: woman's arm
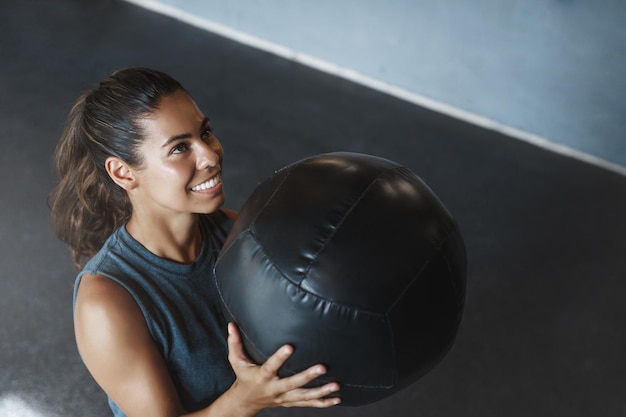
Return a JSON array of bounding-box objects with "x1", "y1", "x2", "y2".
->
[
  {"x1": 75, "y1": 273, "x2": 187, "y2": 416},
  {"x1": 74, "y1": 273, "x2": 340, "y2": 417}
]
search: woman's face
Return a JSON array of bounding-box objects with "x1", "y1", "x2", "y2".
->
[{"x1": 130, "y1": 89, "x2": 225, "y2": 217}]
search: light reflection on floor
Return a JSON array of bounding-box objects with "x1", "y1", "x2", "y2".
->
[{"x1": 0, "y1": 393, "x2": 47, "y2": 417}]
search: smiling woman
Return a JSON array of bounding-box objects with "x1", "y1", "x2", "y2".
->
[
  {"x1": 48, "y1": 68, "x2": 341, "y2": 417},
  {"x1": 117, "y1": 89, "x2": 226, "y2": 239}
]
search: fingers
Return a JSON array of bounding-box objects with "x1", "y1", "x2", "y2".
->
[
  {"x1": 226, "y1": 323, "x2": 242, "y2": 358},
  {"x1": 280, "y1": 382, "x2": 342, "y2": 408},
  {"x1": 259, "y1": 344, "x2": 294, "y2": 378},
  {"x1": 227, "y1": 322, "x2": 254, "y2": 368},
  {"x1": 227, "y1": 322, "x2": 294, "y2": 376},
  {"x1": 286, "y1": 395, "x2": 342, "y2": 408},
  {"x1": 269, "y1": 361, "x2": 343, "y2": 408},
  {"x1": 260, "y1": 348, "x2": 333, "y2": 396},
  {"x1": 273, "y1": 363, "x2": 327, "y2": 393},
  {"x1": 226, "y1": 322, "x2": 342, "y2": 409}
]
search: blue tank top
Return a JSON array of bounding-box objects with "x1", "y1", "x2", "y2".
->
[{"x1": 73, "y1": 211, "x2": 236, "y2": 416}]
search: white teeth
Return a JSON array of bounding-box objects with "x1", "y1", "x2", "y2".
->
[{"x1": 192, "y1": 173, "x2": 221, "y2": 191}]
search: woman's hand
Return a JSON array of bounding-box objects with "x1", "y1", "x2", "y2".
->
[{"x1": 225, "y1": 322, "x2": 341, "y2": 415}]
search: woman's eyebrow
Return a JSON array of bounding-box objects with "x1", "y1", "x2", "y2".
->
[
  {"x1": 161, "y1": 117, "x2": 210, "y2": 148},
  {"x1": 199, "y1": 117, "x2": 210, "y2": 132}
]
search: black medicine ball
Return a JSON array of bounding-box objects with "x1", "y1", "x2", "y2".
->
[{"x1": 215, "y1": 152, "x2": 466, "y2": 406}]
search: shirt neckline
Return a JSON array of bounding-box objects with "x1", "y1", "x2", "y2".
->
[{"x1": 118, "y1": 223, "x2": 211, "y2": 277}]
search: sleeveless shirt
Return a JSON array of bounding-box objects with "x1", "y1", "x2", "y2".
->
[{"x1": 73, "y1": 211, "x2": 236, "y2": 416}]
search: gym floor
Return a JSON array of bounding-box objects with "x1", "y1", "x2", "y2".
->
[{"x1": 1, "y1": 1, "x2": 624, "y2": 416}]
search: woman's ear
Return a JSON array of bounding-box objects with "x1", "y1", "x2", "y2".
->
[{"x1": 105, "y1": 157, "x2": 137, "y2": 190}]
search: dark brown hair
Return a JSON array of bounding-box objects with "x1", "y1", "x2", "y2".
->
[{"x1": 49, "y1": 67, "x2": 184, "y2": 268}]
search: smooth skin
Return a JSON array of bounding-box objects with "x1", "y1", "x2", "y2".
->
[{"x1": 73, "y1": 90, "x2": 341, "y2": 417}]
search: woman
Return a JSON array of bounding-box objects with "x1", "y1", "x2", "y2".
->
[{"x1": 49, "y1": 67, "x2": 341, "y2": 417}]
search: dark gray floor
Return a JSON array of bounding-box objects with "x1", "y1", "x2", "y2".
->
[{"x1": 1, "y1": 1, "x2": 625, "y2": 416}]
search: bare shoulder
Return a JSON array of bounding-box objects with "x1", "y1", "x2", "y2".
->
[
  {"x1": 74, "y1": 275, "x2": 183, "y2": 415},
  {"x1": 74, "y1": 273, "x2": 147, "y2": 351},
  {"x1": 75, "y1": 273, "x2": 138, "y2": 318}
]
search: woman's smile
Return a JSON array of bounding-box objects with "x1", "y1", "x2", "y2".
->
[{"x1": 191, "y1": 171, "x2": 222, "y2": 192}]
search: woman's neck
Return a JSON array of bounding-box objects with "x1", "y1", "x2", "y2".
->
[{"x1": 125, "y1": 212, "x2": 203, "y2": 264}]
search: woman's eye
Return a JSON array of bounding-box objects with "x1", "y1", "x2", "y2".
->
[
  {"x1": 201, "y1": 126, "x2": 214, "y2": 141},
  {"x1": 171, "y1": 143, "x2": 189, "y2": 154}
]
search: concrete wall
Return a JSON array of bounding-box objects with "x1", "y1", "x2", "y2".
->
[{"x1": 127, "y1": 0, "x2": 626, "y2": 170}]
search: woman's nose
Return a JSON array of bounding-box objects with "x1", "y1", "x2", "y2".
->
[{"x1": 197, "y1": 140, "x2": 222, "y2": 170}]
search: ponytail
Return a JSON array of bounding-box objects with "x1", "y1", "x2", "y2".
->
[
  {"x1": 49, "y1": 95, "x2": 132, "y2": 268},
  {"x1": 49, "y1": 67, "x2": 183, "y2": 269}
]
